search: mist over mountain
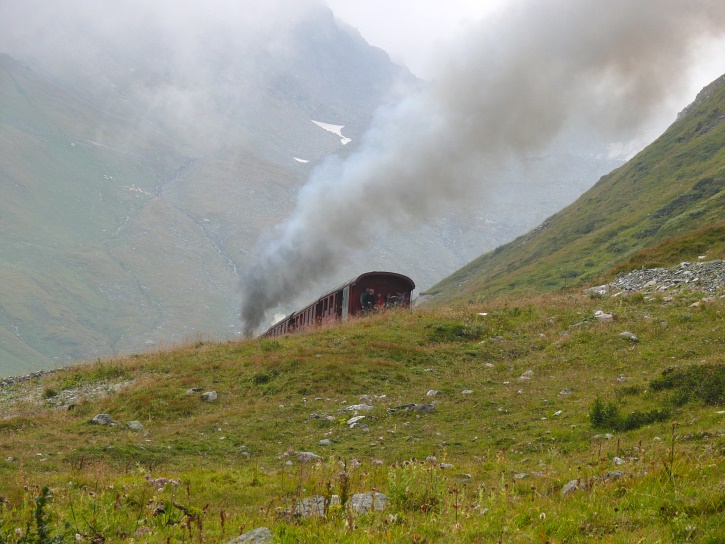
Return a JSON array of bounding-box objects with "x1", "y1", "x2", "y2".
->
[{"x1": 1, "y1": 1, "x2": 625, "y2": 375}]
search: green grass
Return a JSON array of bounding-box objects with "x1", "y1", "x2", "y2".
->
[
  {"x1": 610, "y1": 223, "x2": 725, "y2": 275},
  {"x1": 0, "y1": 290, "x2": 722, "y2": 542}
]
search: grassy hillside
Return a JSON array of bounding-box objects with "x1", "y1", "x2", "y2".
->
[
  {"x1": 426, "y1": 76, "x2": 725, "y2": 304},
  {"x1": 0, "y1": 286, "x2": 722, "y2": 542}
]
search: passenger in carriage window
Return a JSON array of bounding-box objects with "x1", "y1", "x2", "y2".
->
[
  {"x1": 387, "y1": 291, "x2": 405, "y2": 306},
  {"x1": 360, "y1": 287, "x2": 375, "y2": 313},
  {"x1": 376, "y1": 292, "x2": 385, "y2": 310},
  {"x1": 396, "y1": 291, "x2": 407, "y2": 305}
]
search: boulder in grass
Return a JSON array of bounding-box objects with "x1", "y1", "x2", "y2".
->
[
  {"x1": 561, "y1": 479, "x2": 581, "y2": 496},
  {"x1": 619, "y1": 331, "x2": 639, "y2": 342},
  {"x1": 226, "y1": 527, "x2": 273, "y2": 543},
  {"x1": 126, "y1": 421, "x2": 144, "y2": 432},
  {"x1": 201, "y1": 391, "x2": 218, "y2": 402}
]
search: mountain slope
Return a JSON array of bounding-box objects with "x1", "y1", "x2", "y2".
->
[
  {"x1": 425, "y1": 75, "x2": 725, "y2": 303},
  {"x1": 0, "y1": 8, "x2": 418, "y2": 375}
]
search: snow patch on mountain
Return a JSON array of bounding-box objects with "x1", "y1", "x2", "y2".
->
[{"x1": 311, "y1": 120, "x2": 351, "y2": 145}]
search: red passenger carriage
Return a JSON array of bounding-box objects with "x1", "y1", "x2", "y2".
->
[{"x1": 261, "y1": 271, "x2": 415, "y2": 337}]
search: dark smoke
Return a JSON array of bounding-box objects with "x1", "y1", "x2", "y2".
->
[{"x1": 240, "y1": 0, "x2": 725, "y2": 335}]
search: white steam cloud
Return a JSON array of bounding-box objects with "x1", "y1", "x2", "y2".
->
[{"x1": 240, "y1": 0, "x2": 725, "y2": 335}]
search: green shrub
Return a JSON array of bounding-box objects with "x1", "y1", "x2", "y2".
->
[
  {"x1": 252, "y1": 373, "x2": 271, "y2": 385},
  {"x1": 41, "y1": 388, "x2": 57, "y2": 399},
  {"x1": 589, "y1": 397, "x2": 620, "y2": 429},
  {"x1": 650, "y1": 364, "x2": 725, "y2": 406},
  {"x1": 589, "y1": 397, "x2": 670, "y2": 431}
]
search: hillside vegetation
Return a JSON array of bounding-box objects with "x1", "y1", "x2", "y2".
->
[
  {"x1": 426, "y1": 76, "x2": 725, "y2": 304},
  {"x1": 0, "y1": 285, "x2": 723, "y2": 542}
]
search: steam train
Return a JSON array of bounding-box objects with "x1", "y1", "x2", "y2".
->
[{"x1": 261, "y1": 271, "x2": 416, "y2": 337}]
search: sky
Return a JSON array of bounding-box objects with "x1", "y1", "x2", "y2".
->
[
  {"x1": 326, "y1": 0, "x2": 507, "y2": 79},
  {"x1": 326, "y1": 0, "x2": 725, "y2": 134}
]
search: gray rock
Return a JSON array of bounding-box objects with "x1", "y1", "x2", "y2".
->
[
  {"x1": 426, "y1": 390, "x2": 439, "y2": 397},
  {"x1": 347, "y1": 415, "x2": 365, "y2": 426},
  {"x1": 388, "y1": 403, "x2": 435, "y2": 414},
  {"x1": 462, "y1": 389, "x2": 474, "y2": 394},
  {"x1": 227, "y1": 526, "x2": 273, "y2": 543},
  {"x1": 619, "y1": 331, "x2": 639, "y2": 342},
  {"x1": 613, "y1": 456, "x2": 625, "y2": 466},
  {"x1": 561, "y1": 479, "x2": 580, "y2": 496},
  {"x1": 350, "y1": 492, "x2": 388, "y2": 513},
  {"x1": 294, "y1": 491, "x2": 389, "y2": 518},
  {"x1": 201, "y1": 391, "x2": 218, "y2": 402},
  {"x1": 345, "y1": 403, "x2": 374, "y2": 412},
  {"x1": 594, "y1": 312, "x2": 614, "y2": 323},
  {"x1": 605, "y1": 471, "x2": 624, "y2": 481},
  {"x1": 558, "y1": 388, "x2": 573, "y2": 396},
  {"x1": 296, "y1": 451, "x2": 322, "y2": 462},
  {"x1": 126, "y1": 421, "x2": 144, "y2": 432},
  {"x1": 90, "y1": 414, "x2": 113, "y2": 425},
  {"x1": 318, "y1": 439, "x2": 331, "y2": 446},
  {"x1": 186, "y1": 388, "x2": 203, "y2": 394},
  {"x1": 295, "y1": 495, "x2": 330, "y2": 517}
]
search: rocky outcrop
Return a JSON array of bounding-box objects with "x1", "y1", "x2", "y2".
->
[{"x1": 587, "y1": 260, "x2": 725, "y2": 296}]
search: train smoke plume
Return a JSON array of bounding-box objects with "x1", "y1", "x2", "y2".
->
[{"x1": 241, "y1": 0, "x2": 725, "y2": 336}]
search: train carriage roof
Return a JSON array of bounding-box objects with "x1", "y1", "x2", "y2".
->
[{"x1": 316, "y1": 271, "x2": 415, "y2": 300}]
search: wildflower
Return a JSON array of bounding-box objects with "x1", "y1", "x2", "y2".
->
[{"x1": 426, "y1": 455, "x2": 437, "y2": 464}]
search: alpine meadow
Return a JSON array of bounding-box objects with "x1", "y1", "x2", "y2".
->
[{"x1": 1, "y1": 1, "x2": 725, "y2": 543}]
